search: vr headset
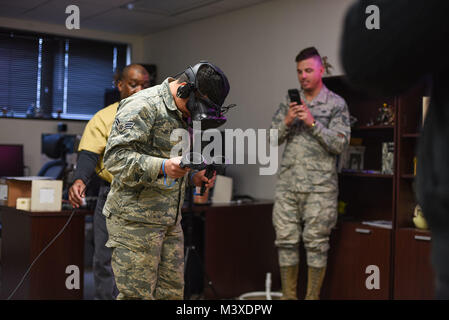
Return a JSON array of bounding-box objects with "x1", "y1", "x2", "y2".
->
[{"x1": 176, "y1": 61, "x2": 235, "y2": 130}]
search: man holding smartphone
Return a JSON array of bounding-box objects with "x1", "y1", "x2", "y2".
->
[{"x1": 270, "y1": 47, "x2": 351, "y2": 299}]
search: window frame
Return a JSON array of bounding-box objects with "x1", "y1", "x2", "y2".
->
[{"x1": 0, "y1": 28, "x2": 130, "y2": 121}]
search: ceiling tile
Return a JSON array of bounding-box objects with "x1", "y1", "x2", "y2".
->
[
  {"x1": 3, "y1": 0, "x2": 50, "y2": 10},
  {"x1": 0, "y1": 4, "x2": 30, "y2": 17},
  {"x1": 130, "y1": 0, "x2": 222, "y2": 16},
  {"x1": 171, "y1": 6, "x2": 225, "y2": 24},
  {"x1": 82, "y1": 7, "x2": 166, "y2": 35},
  {"x1": 0, "y1": 0, "x2": 276, "y2": 35}
]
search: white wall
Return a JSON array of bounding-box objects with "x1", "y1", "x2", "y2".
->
[
  {"x1": 0, "y1": 118, "x2": 87, "y2": 176},
  {"x1": 141, "y1": 0, "x2": 354, "y2": 200}
]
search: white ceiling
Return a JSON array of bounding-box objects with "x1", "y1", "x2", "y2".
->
[{"x1": 0, "y1": 0, "x2": 273, "y2": 35}]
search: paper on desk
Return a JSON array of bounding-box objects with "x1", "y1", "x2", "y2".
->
[{"x1": 40, "y1": 188, "x2": 55, "y2": 204}]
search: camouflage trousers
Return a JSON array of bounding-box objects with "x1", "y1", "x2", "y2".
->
[
  {"x1": 105, "y1": 213, "x2": 184, "y2": 300},
  {"x1": 273, "y1": 190, "x2": 338, "y2": 268}
]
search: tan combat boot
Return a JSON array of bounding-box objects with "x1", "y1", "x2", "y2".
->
[
  {"x1": 280, "y1": 265, "x2": 299, "y2": 300},
  {"x1": 305, "y1": 266, "x2": 326, "y2": 300}
]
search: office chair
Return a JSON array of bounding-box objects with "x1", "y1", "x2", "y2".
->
[
  {"x1": 38, "y1": 134, "x2": 68, "y2": 180},
  {"x1": 37, "y1": 159, "x2": 65, "y2": 180}
]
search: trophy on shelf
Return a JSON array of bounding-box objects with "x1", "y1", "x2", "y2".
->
[
  {"x1": 375, "y1": 103, "x2": 395, "y2": 126},
  {"x1": 322, "y1": 56, "x2": 334, "y2": 75},
  {"x1": 413, "y1": 204, "x2": 429, "y2": 230}
]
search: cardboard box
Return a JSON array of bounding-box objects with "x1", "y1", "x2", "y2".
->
[
  {"x1": 31, "y1": 179, "x2": 63, "y2": 211},
  {"x1": 1, "y1": 177, "x2": 62, "y2": 212},
  {"x1": 2, "y1": 178, "x2": 31, "y2": 207}
]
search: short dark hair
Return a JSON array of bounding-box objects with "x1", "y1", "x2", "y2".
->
[
  {"x1": 114, "y1": 64, "x2": 148, "y2": 85},
  {"x1": 176, "y1": 65, "x2": 225, "y2": 105},
  {"x1": 295, "y1": 47, "x2": 322, "y2": 64}
]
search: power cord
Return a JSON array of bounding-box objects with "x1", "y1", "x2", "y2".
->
[{"x1": 7, "y1": 168, "x2": 105, "y2": 300}]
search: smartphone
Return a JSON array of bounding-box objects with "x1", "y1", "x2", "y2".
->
[{"x1": 288, "y1": 89, "x2": 301, "y2": 105}]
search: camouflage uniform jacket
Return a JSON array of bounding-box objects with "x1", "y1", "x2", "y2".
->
[
  {"x1": 270, "y1": 85, "x2": 351, "y2": 193},
  {"x1": 103, "y1": 78, "x2": 190, "y2": 225}
]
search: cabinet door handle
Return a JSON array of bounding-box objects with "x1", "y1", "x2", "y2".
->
[
  {"x1": 414, "y1": 235, "x2": 431, "y2": 242},
  {"x1": 355, "y1": 228, "x2": 371, "y2": 234}
]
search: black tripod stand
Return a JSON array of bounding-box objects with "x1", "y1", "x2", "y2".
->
[{"x1": 183, "y1": 184, "x2": 218, "y2": 299}]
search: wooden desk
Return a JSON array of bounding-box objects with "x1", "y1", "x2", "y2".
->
[
  {"x1": 0, "y1": 201, "x2": 277, "y2": 300},
  {"x1": 0, "y1": 206, "x2": 91, "y2": 300},
  {"x1": 183, "y1": 200, "x2": 280, "y2": 299}
]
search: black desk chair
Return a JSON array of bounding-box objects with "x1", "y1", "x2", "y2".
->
[
  {"x1": 37, "y1": 159, "x2": 65, "y2": 180},
  {"x1": 38, "y1": 134, "x2": 68, "y2": 180}
]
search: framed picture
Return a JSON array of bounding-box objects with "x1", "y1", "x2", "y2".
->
[
  {"x1": 341, "y1": 146, "x2": 365, "y2": 172},
  {"x1": 349, "y1": 152, "x2": 363, "y2": 171},
  {"x1": 381, "y1": 142, "x2": 394, "y2": 174}
]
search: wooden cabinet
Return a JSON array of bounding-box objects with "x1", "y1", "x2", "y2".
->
[
  {"x1": 323, "y1": 76, "x2": 434, "y2": 299},
  {"x1": 322, "y1": 221, "x2": 392, "y2": 300},
  {"x1": 0, "y1": 206, "x2": 89, "y2": 300},
  {"x1": 183, "y1": 201, "x2": 280, "y2": 300},
  {"x1": 394, "y1": 228, "x2": 434, "y2": 299},
  {"x1": 393, "y1": 81, "x2": 435, "y2": 299}
]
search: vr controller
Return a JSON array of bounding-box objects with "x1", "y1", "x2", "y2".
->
[{"x1": 179, "y1": 152, "x2": 226, "y2": 196}]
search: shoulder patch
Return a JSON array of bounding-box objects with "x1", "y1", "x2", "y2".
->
[{"x1": 115, "y1": 118, "x2": 135, "y2": 132}]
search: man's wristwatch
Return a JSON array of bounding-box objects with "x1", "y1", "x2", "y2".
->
[{"x1": 311, "y1": 120, "x2": 316, "y2": 128}]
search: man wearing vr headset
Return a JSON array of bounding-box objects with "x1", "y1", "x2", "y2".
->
[
  {"x1": 69, "y1": 63, "x2": 150, "y2": 300},
  {"x1": 102, "y1": 61, "x2": 230, "y2": 299}
]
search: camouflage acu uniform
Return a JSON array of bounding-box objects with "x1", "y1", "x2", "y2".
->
[
  {"x1": 103, "y1": 77, "x2": 191, "y2": 300},
  {"x1": 270, "y1": 85, "x2": 350, "y2": 268}
]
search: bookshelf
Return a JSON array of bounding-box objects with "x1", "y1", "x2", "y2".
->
[
  {"x1": 340, "y1": 172, "x2": 393, "y2": 179},
  {"x1": 319, "y1": 76, "x2": 434, "y2": 300},
  {"x1": 393, "y1": 80, "x2": 435, "y2": 299}
]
